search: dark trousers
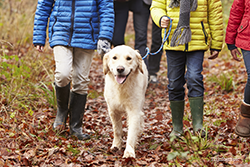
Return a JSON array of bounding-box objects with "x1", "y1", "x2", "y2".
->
[
  {"x1": 166, "y1": 50, "x2": 205, "y2": 101},
  {"x1": 242, "y1": 49, "x2": 250, "y2": 104},
  {"x1": 148, "y1": 21, "x2": 163, "y2": 76},
  {"x1": 112, "y1": 0, "x2": 150, "y2": 65}
]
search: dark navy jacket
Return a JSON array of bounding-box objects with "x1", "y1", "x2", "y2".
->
[{"x1": 33, "y1": 0, "x2": 114, "y2": 50}]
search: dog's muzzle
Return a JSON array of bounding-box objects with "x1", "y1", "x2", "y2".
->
[{"x1": 115, "y1": 66, "x2": 130, "y2": 84}]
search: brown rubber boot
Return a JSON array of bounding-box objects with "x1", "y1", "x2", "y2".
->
[{"x1": 235, "y1": 101, "x2": 250, "y2": 137}]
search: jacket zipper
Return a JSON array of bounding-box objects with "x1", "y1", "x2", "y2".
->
[
  {"x1": 201, "y1": 21, "x2": 208, "y2": 45},
  {"x1": 185, "y1": 43, "x2": 188, "y2": 51},
  {"x1": 51, "y1": 16, "x2": 57, "y2": 40},
  {"x1": 89, "y1": 18, "x2": 95, "y2": 42},
  {"x1": 69, "y1": 0, "x2": 75, "y2": 46}
]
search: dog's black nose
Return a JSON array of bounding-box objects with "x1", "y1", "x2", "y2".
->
[{"x1": 117, "y1": 66, "x2": 125, "y2": 73}]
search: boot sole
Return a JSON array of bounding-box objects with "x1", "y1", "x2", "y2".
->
[
  {"x1": 235, "y1": 129, "x2": 250, "y2": 138},
  {"x1": 70, "y1": 133, "x2": 90, "y2": 140}
]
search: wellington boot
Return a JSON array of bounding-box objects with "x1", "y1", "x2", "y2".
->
[
  {"x1": 53, "y1": 83, "x2": 70, "y2": 131},
  {"x1": 69, "y1": 92, "x2": 90, "y2": 140},
  {"x1": 235, "y1": 101, "x2": 250, "y2": 137},
  {"x1": 189, "y1": 97, "x2": 205, "y2": 137},
  {"x1": 169, "y1": 100, "x2": 185, "y2": 138}
]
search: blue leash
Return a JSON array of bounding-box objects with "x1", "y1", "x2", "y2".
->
[{"x1": 142, "y1": 16, "x2": 172, "y2": 60}]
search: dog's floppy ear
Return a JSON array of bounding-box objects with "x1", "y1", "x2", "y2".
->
[
  {"x1": 103, "y1": 52, "x2": 110, "y2": 75},
  {"x1": 135, "y1": 51, "x2": 143, "y2": 74}
]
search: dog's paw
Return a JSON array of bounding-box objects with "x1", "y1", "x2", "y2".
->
[
  {"x1": 123, "y1": 145, "x2": 135, "y2": 158},
  {"x1": 110, "y1": 146, "x2": 120, "y2": 151},
  {"x1": 111, "y1": 144, "x2": 121, "y2": 150},
  {"x1": 108, "y1": 146, "x2": 123, "y2": 156},
  {"x1": 111, "y1": 139, "x2": 122, "y2": 150}
]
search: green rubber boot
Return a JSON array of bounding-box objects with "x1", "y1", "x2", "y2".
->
[
  {"x1": 169, "y1": 100, "x2": 185, "y2": 137},
  {"x1": 189, "y1": 97, "x2": 204, "y2": 135}
]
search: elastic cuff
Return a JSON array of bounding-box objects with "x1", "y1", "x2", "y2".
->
[
  {"x1": 227, "y1": 44, "x2": 237, "y2": 50},
  {"x1": 98, "y1": 38, "x2": 111, "y2": 42},
  {"x1": 33, "y1": 43, "x2": 45, "y2": 47},
  {"x1": 210, "y1": 48, "x2": 221, "y2": 52}
]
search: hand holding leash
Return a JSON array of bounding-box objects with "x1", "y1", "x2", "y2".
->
[{"x1": 160, "y1": 16, "x2": 171, "y2": 28}]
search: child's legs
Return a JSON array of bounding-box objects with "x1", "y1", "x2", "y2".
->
[
  {"x1": 242, "y1": 49, "x2": 250, "y2": 104},
  {"x1": 185, "y1": 51, "x2": 204, "y2": 98},
  {"x1": 72, "y1": 48, "x2": 94, "y2": 95},
  {"x1": 166, "y1": 51, "x2": 186, "y2": 101},
  {"x1": 53, "y1": 46, "x2": 73, "y2": 87}
]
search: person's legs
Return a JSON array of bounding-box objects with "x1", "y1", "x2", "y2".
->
[
  {"x1": 185, "y1": 51, "x2": 204, "y2": 98},
  {"x1": 72, "y1": 49, "x2": 94, "y2": 95},
  {"x1": 166, "y1": 51, "x2": 186, "y2": 101},
  {"x1": 69, "y1": 48, "x2": 94, "y2": 140},
  {"x1": 235, "y1": 49, "x2": 250, "y2": 137},
  {"x1": 186, "y1": 51, "x2": 205, "y2": 134},
  {"x1": 166, "y1": 50, "x2": 186, "y2": 136},
  {"x1": 53, "y1": 46, "x2": 73, "y2": 131},
  {"x1": 148, "y1": 21, "x2": 163, "y2": 83},
  {"x1": 54, "y1": 46, "x2": 73, "y2": 87},
  {"x1": 112, "y1": 1, "x2": 129, "y2": 46},
  {"x1": 133, "y1": 3, "x2": 150, "y2": 65},
  {"x1": 242, "y1": 49, "x2": 250, "y2": 104}
]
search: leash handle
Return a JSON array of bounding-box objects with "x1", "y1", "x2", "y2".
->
[{"x1": 142, "y1": 16, "x2": 172, "y2": 60}]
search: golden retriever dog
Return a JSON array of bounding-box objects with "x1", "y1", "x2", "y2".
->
[{"x1": 103, "y1": 45, "x2": 148, "y2": 158}]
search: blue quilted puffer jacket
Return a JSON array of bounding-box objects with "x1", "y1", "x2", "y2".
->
[{"x1": 33, "y1": 0, "x2": 114, "y2": 50}]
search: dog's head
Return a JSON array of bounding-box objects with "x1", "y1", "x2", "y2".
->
[{"x1": 103, "y1": 45, "x2": 144, "y2": 84}]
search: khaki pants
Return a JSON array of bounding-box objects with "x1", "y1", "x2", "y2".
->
[{"x1": 53, "y1": 46, "x2": 94, "y2": 95}]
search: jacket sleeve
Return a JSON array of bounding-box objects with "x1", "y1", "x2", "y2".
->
[
  {"x1": 225, "y1": 0, "x2": 245, "y2": 45},
  {"x1": 97, "y1": 0, "x2": 114, "y2": 41},
  {"x1": 33, "y1": 0, "x2": 54, "y2": 46},
  {"x1": 150, "y1": 0, "x2": 167, "y2": 27},
  {"x1": 207, "y1": 0, "x2": 224, "y2": 50}
]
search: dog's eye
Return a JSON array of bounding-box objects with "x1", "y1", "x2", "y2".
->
[
  {"x1": 126, "y1": 57, "x2": 132, "y2": 61},
  {"x1": 113, "y1": 56, "x2": 117, "y2": 60}
]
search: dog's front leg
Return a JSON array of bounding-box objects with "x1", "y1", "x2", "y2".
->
[
  {"x1": 109, "y1": 110, "x2": 123, "y2": 150},
  {"x1": 123, "y1": 110, "x2": 144, "y2": 158}
]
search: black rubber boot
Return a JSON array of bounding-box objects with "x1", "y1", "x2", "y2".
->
[
  {"x1": 169, "y1": 100, "x2": 185, "y2": 138},
  {"x1": 69, "y1": 92, "x2": 90, "y2": 140},
  {"x1": 53, "y1": 83, "x2": 70, "y2": 130}
]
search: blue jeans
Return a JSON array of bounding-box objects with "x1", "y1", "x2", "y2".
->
[
  {"x1": 242, "y1": 49, "x2": 250, "y2": 104},
  {"x1": 112, "y1": 0, "x2": 150, "y2": 65},
  {"x1": 148, "y1": 21, "x2": 163, "y2": 76},
  {"x1": 166, "y1": 50, "x2": 204, "y2": 101}
]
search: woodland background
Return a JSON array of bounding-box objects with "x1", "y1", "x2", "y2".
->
[{"x1": 0, "y1": 0, "x2": 249, "y2": 166}]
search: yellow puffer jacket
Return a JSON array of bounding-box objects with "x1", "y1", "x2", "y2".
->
[{"x1": 150, "y1": 0, "x2": 223, "y2": 51}]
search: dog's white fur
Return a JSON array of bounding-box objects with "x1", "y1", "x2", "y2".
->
[{"x1": 103, "y1": 45, "x2": 148, "y2": 158}]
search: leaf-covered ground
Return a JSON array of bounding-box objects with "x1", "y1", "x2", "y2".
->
[
  {"x1": 1, "y1": 48, "x2": 250, "y2": 166},
  {"x1": 1, "y1": 2, "x2": 250, "y2": 165}
]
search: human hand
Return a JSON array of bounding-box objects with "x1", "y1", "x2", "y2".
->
[
  {"x1": 160, "y1": 16, "x2": 170, "y2": 28},
  {"x1": 97, "y1": 39, "x2": 111, "y2": 57},
  {"x1": 208, "y1": 50, "x2": 219, "y2": 59},
  {"x1": 230, "y1": 48, "x2": 242, "y2": 62},
  {"x1": 36, "y1": 45, "x2": 44, "y2": 52}
]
